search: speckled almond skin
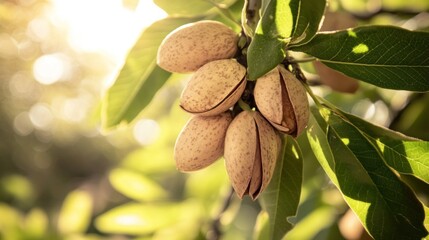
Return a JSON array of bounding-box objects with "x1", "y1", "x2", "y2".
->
[
  {"x1": 253, "y1": 112, "x2": 281, "y2": 199},
  {"x1": 157, "y1": 20, "x2": 238, "y2": 73},
  {"x1": 254, "y1": 68, "x2": 296, "y2": 133},
  {"x1": 254, "y1": 66, "x2": 309, "y2": 137},
  {"x1": 224, "y1": 111, "x2": 256, "y2": 198},
  {"x1": 174, "y1": 112, "x2": 232, "y2": 172},
  {"x1": 279, "y1": 67, "x2": 309, "y2": 137},
  {"x1": 180, "y1": 59, "x2": 246, "y2": 116},
  {"x1": 253, "y1": 68, "x2": 283, "y2": 124},
  {"x1": 224, "y1": 111, "x2": 281, "y2": 200}
]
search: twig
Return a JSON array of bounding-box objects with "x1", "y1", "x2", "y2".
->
[
  {"x1": 302, "y1": 81, "x2": 323, "y2": 109},
  {"x1": 207, "y1": 186, "x2": 235, "y2": 240},
  {"x1": 285, "y1": 58, "x2": 324, "y2": 108},
  {"x1": 284, "y1": 56, "x2": 307, "y2": 84},
  {"x1": 288, "y1": 57, "x2": 316, "y2": 63}
]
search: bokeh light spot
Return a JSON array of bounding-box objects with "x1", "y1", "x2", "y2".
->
[
  {"x1": 29, "y1": 103, "x2": 54, "y2": 130},
  {"x1": 27, "y1": 17, "x2": 51, "y2": 42},
  {"x1": 13, "y1": 112, "x2": 34, "y2": 136},
  {"x1": 133, "y1": 119, "x2": 160, "y2": 146},
  {"x1": 33, "y1": 53, "x2": 69, "y2": 85},
  {"x1": 61, "y1": 98, "x2": 88, "y2": 123},
  {"x1": 0, "y1": 33, "x2": 18, "y2": 58},
  {"x1": 9, "y1": 71, "x2": 36, "y2": 97}
]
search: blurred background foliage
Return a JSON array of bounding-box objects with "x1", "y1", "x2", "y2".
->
[{"x1": 0, "y1": 0, "x2": 428, "y2": 239}]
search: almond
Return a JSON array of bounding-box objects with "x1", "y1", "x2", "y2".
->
[
  {"x1": 157, "y1": 20, "x2": 238, "y2": 73},
  {"x1": 174, "y1": 112, "x2": 232, "y2": 172},
  {"x1": 180, "y1": 59, "x2": 246, "y2": 116},
  {"x1": 224, "y1": 110, "x2": 281, "y2": 200},
  {"x1": 254, "y1": 66, "x2": 309, "y2": 137}
]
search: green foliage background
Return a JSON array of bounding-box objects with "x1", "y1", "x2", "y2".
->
[{"x1": 0, "y1": 0, "x2": 429, "y2": 239}]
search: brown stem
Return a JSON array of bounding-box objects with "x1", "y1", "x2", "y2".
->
[{"x1": 283, "y1": 56, "x2": 307, "y2": 83}]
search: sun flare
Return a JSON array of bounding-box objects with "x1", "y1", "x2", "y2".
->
[{"x1": 48, "y1": 0, "x2": 167, "y2": 58}]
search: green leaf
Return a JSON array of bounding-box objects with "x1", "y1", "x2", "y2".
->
[
  {"x1": 290, "y1": 0, "x2": 327, "y2": 45},
  {"x1": 24, "y1": 208, "x2": 48, "y2": 238},
  {"x1": 259, "y1": 136, "x2": 303, "y2": 240},
  {"x1": 185, "y1": 160, "x2": 229, "y2": 203},
  {"x1": 337, "y1": 110, "x2": 429, "y2": 184},
  {"x1": 154, "y1": 0, "x2": 237, "y2": 16},
  {"x1": 285, "y1": 206, "x2": 336, "y2": 240},
  {"x1": 102, "y1": 17, "x2": 194, "y2": 129},
  {"x1": 425, "y1": 206, "x2": 429, "y2": 233},
  {"x1": 0, "y1": 174, "x2": 34, "y2": 203},
  {"x1": 247, "y1": 0, "x2": 298, "y2": 80},
  {"x1": 260, "y1": 0, "x2": 270, "y2": 13},
  {"x1": 0, "y1": 203, "x2": 21, "y2": 230},
  {"x1": 109, "y1": 168, "x2": 167, "y2": 202},
  {"x1": 253, "y1": 211, "x2": 270, "y2": 240},
  {"x1": 291, "y1": 26, "x2": 429, "y2": 91},
  {"x1": 210, "y1": 0, "x2": 244, "y2": 32},
  {"x1": 95, "y1": 203, "x2": 181, "y2": 235},
  {"x1": 313, "y1": 107, "x2": 428, "y2": 239},
  {"x1": 307, "y1": 109, "x2": 335, "y2": 173},
  {"x1": 96, "y1": 201, "x2": 203, "y2": 236},
  {"x1": 308, "y1": 110, "x2": 427, "y2": 239},
  {"x1": 57, "y1": 190, "x2": 93, "y2": 235}
]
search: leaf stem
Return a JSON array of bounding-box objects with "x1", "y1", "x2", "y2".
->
[
  {"x1": 238, "y1": 99, "x2": 252, "y2": 111},
  {"x1": 288, "y1": 57, "x2": 316, "y2": 63},
  {"x1": 302, "y1": 83, "x2": 323, "y2": 109}
]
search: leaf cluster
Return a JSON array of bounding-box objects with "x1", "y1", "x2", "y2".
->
[{"x1": 101, "y1": 0, "x2": 429, "y2": 239}]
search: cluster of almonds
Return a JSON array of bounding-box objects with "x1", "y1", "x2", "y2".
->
[{"x1": 157, "y1": 20, "x2": 309, "y2": 200}]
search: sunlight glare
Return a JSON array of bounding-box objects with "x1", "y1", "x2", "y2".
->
[
  {"x1": 352, "y1": 43, "x2": 369, "y2": 54},
  {"x1": 341, "y1": 138, "x2": 350, "y2": 145},
  {"x1": 49, "y1": 0, "x2": 167, "y2": 59},
  {"x1": 116, "y1": 215, "x2": 146, "y2": 226},
  {"x1": 135, "y1": 0, "x2": 168, "y2": 26},
  {"x1": 347, "y1": 29, "x2": 357, "y2": 38}
]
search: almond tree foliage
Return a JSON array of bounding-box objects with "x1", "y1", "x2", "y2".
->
[
  {"x1": 3, "y1": 0, "x2": 429, "y2": 240},
  {"x1": 100, "y1": 0, "x2": 429, "y2": 239}
]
